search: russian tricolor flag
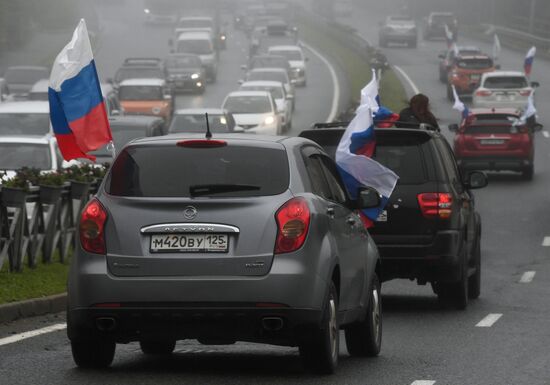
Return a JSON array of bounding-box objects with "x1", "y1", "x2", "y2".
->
[
  {"x1": 336, "y1": 74, "x2": 398, "y2": 228},
  {"x1": 444, "y1": 24, "x2": 454, "y2": 49},
  {"x1": 48, "y1": 19, "x2": 112, "y2": 161},
  {"x1": 451, "y1": 85, "x2": 470, "y2": 120},
  {"x1": 524, "y1": 46, "x2": 536, "y2": 77}
]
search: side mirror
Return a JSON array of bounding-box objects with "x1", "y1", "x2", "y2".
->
[
  {"x1": 233, "y1": 125, "x2": 245, "y2": 133},
  {"x1": 238, "y1": 79, "x2": 244, "y2": 85},
  {"x1": 240, "y1": 64, "x2": 247, "y2": 70},
  {"x1": 448, "y1": 123, "x2": 459, "y2": 132},
  {"x1": 533, "y1": 123, "x2": 544, "y2": 131},
  {"x1": 356, "y1": 187, "x2": 381, "y2": 209},
  {"x1": 464, "y1": 171, "x2": 488, "y2": 190},
  {"x1": 531, "y1": 81, "x2": 540, "y2": 88},
  {"x1": 438, "y1": 53, "x2": 445, "y2": 59},
  {"x1": 110, "y1": 109, "x2": 121, "y2": 117}
]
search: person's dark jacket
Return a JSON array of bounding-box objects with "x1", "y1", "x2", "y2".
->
[{"x1": 396, "y1": 107, "x2": 439, "y2": 129}]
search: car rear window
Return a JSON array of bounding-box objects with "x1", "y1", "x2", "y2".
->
[
  {"x1": 107, "y1": 144, "x2": 289, "y2": 197},
  {"x1": 483, "y1": 76, "x2": 528, "y2": 89},
  {"x1": 464, "y1": 124, "x2": 516, "y2": 134},
  {"x1": 456, "y1": 58, "x2": 493, "y2": 69},
  {"x1": 373, "y1": 144, "x2": 427, "y2": 185}
]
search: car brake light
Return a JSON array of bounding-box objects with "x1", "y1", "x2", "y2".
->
[
  {"x1": 80, "y1": 199, "x2": 107, "y2": 254},
  {"x1": 177, "y1": 140, "x2": 227, "y2": 148},
  {"x1": 417, "y1": 193, "x2": 453, "y2": 219},
  {"x1": 519, "y1": 90, "x2": 531, "y2": 97},
  {"x1": 274, "y1": 197, "x2": 310, "y2": 254},
  {"x1": 476, "y1": 90, "x2": 492, "y2": 97}
]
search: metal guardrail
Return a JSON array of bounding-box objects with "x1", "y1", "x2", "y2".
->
[
  {"x1": 479, "y1": 24, "x2": 550, "y2": 54},
  {"x1": 0, "y1": 181, "x2": 99, "y2": 272}
]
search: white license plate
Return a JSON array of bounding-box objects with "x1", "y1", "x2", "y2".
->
[
  {"x1": 150, "y1": 234, "x2": 229, "y2": 253},
  {"x1": 470, "y1": 74, "x2": 481, "y2": 81},
  {"x1": 480, "y1": 139, "x2": 505, "y2": 145}
]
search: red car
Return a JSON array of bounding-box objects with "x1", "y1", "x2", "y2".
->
[{"x1": 450, "y1": 108, "x2": 535, "y2": 180}]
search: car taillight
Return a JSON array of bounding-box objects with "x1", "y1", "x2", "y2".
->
[
  {"x1": 519, "y1": 90, "x2": 532, "y2": 97},
  {"x1": 476, "y1": 90, "x2": 492, "y2": 97},
  {"x1": 274, "y1": 197, "x2": 310, "y2": 254},
  {"x1": 80, "y1": 198, "x2": 107, "y2": 254},
  {"x1": 417, "y1": 193, "x2": 453, "y2": 219}
]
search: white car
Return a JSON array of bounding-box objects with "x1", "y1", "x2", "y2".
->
[
  {"x1": 221, "y1": 90, "x2": 281, "y2": 135},
  {"x1": 473, "y1": 71, "x2": 538, "y2": 110},
  {"x1": 0, "y1": 101, "x2": 50, "y2": 136},
  {"x1": 0, "y1": 135, "x2": 64, "y2": 179},
  {"x1": 268, "y1": 45, "x2": 308, "y2": 86},
  {"x1": 240, "y1": 80, "x2": 293, "y2": 131},
  {"x1": 244, "y1": 67, "x2": 295, "y2": 108}
]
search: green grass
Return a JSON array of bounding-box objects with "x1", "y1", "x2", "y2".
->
[
  {"x1": 297, "y1": 16, "x2": 408, "y2": 113},
  {"x1": 0, "y1": 259, "x2": 70, "y2": 305}
]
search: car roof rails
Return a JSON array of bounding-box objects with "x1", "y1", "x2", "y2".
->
[{"x1": 311, "y1": 121, "x2": 440, "y2": 132}]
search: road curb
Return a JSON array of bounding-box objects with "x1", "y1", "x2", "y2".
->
[{"x1": 0, "y1": 293, "x2": 66, "y2": 324}]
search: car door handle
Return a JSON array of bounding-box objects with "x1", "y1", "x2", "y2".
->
[{"x1": 326, "y1": 207, "x2": 335, "y2": 217}]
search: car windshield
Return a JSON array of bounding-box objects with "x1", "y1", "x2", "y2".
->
[
  {"x1": 456, "y1": 58, "x2": 493, "y2": 69},
  {"x1": 248, "y1": 71, "x2": 288, "y2": 84},
  {"x1": 483, "y1": 76, "x2": 529, "y2": 89},
  {"x1": 0, "y1": 113, "x2": 50, "y2": 136},
  {"x1": 92, "y1": 126, "x2": 146, "y2": 156},
  {"x1": 114, "y1": 68, "x2": 164, "y2": 83},
  {"x1": 223, "y1": 96, "x2": 272, "y2": 114},
  {"x1": 242, "y1": 86, "x2": 283, "y2": 99},
  {"x1": 0, "y1": 143, "x2": 51, "y2": 170},
  {"x1": 176, "y1": 39, "x2": 213, "y2": 55},
  {"x1": 107, "y1": 145, "x2": 289, "y2": 197},
  {"x1": 165, "y1": 56, "x2": 201, "y2": 68},
  {"x1": 169, "y1": 114, "x2": 231, "y2": 133},
  {"x1": 4, "y1": 68, "x2": 48, "y2": 85},
  {"x1": 178, "y1": 19, "x2": 213, "y2": 29},
  {"x1": 118, "y1": 86, "x2": 163, "y2": 100},
  {"x1": 270, "y1": 50, "x2": 302, "y2": 61}
]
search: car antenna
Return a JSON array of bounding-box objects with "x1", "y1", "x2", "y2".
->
[{"x1": 205, "y1": 112, "x2": 212, "y2": 139}]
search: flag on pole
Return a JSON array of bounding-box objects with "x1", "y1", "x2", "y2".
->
[
  {"x1": 336, "y1": 102, "x2": 398, "y2": 227},
  {"x1": 451, "y1": 85, "x2": 469, "y2": 120},
  {"x1": 48, "y1": 19, "x2": 112, "y2": 161},
  {"x1": 444, "y1": 24, "x2": 454, "y2": 49},
  {"x1": 524, "y1": 46, "x2": 536, "y2": 76},
  {"x1": 492, "y1": 34, "x2": 501, "y2": 61},
  {"x1": 360, "y1": 69, "x2": 380, "y2": 111},
  {"x1": 519, "y1": 93, "x2": 537, "y2": 124}
]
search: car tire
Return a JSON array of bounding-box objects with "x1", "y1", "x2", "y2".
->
[
  {"x1": 139, "y1": 340, "x2": 176, "y2": 355},
  {"x1": 437, "y1": 250, "x2": 468, "y2": 310},
  {"x1": 299, "y1": 282, "x2": 339, "y2": 374},
  {"x1": 71, "y1": 339, "x2": 116, "y2": 368},
  {"x1": 468, "y1": 234, "x2": 481, "y2": 300},
  {"x1": 345, "y1": 274, "x2": 382, "y2": 357},
  {"x1": 522, "y1": 164, "x2": 534, "y2": 180}
]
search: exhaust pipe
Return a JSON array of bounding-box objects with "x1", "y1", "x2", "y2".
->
[
  {"x1": 262, "y1": 317, "x2": 284, "y2": 331},
  {"x1": 95, "y1": 317, "x2": 117, "y2": 332}
]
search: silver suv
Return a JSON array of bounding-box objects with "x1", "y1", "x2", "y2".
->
[{"x1": 67, "y1": 134, "x2": 383, "y2": 373}]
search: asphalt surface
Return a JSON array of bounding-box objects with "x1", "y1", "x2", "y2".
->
[{"x1": 1, "y1": 2, "x2": 550, "y2": 385}]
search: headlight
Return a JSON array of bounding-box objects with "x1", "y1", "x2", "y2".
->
[
  {"x1": 220, "y1": 117, "x2": 227, "y2": 125},
  {"x1": 191, "y1": 73, "x2": 200, "y2": 80},
  {"x1": 220, "y1": 35, "x2": 226, "y2": 41},
  {"x1": 264, "y1": 116, "x2": 275, "y2": 125},
  {"x1": 144, "y1": 8, "x2": 150, "y2": 14}
]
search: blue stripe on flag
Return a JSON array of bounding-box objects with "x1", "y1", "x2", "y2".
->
[
  {"x1": 349, "y1": 125, "x2": 375, "y2": 154},
  {"x1": 56, "y1": 60, "x2": 104, "y2": 123},
  {"x1": 48, "y1": 88, "x2": 72, "y2": 135}
]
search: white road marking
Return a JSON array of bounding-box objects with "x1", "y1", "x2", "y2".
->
[
  {"x1": 542, "y1": 130, "x2": 549, "y2": 138},
  {"x1": 300, "y1": 42, "x2": 340, "y2": 123},
  {"x1": 393, "y1": 65, "x2": 420, "y2": 95},
  {"x1": 411, "y1": 381, "x2": 436, "y2": 385},
  {"x1": 476, "y1": 313, "x2": 503, "y2": 327},
  {"x1": 543, "y1": 236, "x2": 550, "y2": 246},
  {"x1": 0, "y1": 323, "x2": 67, "y2": 347},
  {"x1": 519, "y1": 271, "x2": 536, "y2": 283}
]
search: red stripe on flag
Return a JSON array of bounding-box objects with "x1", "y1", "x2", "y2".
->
[
  {"x1": 354, "y1": 141, "x2": 376, "y2": 158},
  {"x1": 68, "y1": 102, "x2": 112, "y2": 153},
  {"x1": 55, "y1": 133, "x2": 96, "y2": 161}
]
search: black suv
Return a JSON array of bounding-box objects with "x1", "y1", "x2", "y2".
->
[{"x1": 300, "y1": 125, "x2": 488, "y2": 309}]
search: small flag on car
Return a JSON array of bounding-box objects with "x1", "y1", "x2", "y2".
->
[
  {"x1": 524, "y1": 46, "x2": 536, "y2": 77},
  {"x1": 492, "y1": 34, "x2": 501, "y2": 61},
  {"x1": 451, "y1": 85, "x2": 469, "y2": 120},
  {"x1": 48, "y1": 19, "x2": 112, "y2": 161}
]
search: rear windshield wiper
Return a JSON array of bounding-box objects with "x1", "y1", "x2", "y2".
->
[{"x1": 189, "y1": 184, "x2": 261, "y2": 197}]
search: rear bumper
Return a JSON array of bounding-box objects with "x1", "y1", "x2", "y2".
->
[
  {"x1": 457, "y1": 156, "x2": 531, "y2": 171},
  {"x1": 381, "y1": 32, "x2": 417, "y2": 42},
  {"x1": 373, "y1": 230, "x2": 462, "y2": 282},
  {"x1": 67, "y1": 305, "x2": 322, "y2": 345}
]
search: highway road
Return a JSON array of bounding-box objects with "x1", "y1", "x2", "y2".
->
[{"x1": 1, "y1": 2, "x2": 550, "y2": 385}]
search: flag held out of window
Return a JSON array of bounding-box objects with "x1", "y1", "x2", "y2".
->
[{"x1": 48, "y1": 19, "x2": 112, "y2": 161}]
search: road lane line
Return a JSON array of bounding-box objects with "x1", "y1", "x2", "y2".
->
[
  {"x1": 476, "y1": 313, "x2": 503, "y2": 327},
  {"x1": 520, "y1": 271, "x2": 536, "y2": 283},
  {"x1": 542, "y1": 237, "x2": 550, "y2": 246},
  {"x1": 300, "y1": 42, "x2": 340, "y2": 123},
  {"x1": 393, "y1": 65, "x2": 420, "y2": 95},
  {"x1": 0, "y1": 323, "x2": 66, "y2": 347},
  {"x1": 542, "y1": 130, "x2": 549, "y2": 138},
  {"x1": 411, "y1": 381, "x2": 436, "y2": 385}
]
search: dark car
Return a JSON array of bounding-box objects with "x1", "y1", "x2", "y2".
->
[
  {"x1": 3, "y1": 66, "x2": 49, "y2": 97},
  {"x1": 378, "y1": 15, "x2": 418, "y2": 48},
  {"x1": 113, "y1": 57, "x2": 167, "y2": 86},
  {"x1": 450, "y1": 108, "x2": 536, "y2": 180},
  {"x1": 424, "y1": 12, "x2": 457, "y2": 40},
  {"x1": 300, "y1": 124, "x2": 488, "y2": 309},
  {"x1": 165, "y1": 54, "x2": 206, "y2": 93},
  {"x1": 67, "y1": 134, "x2": 383, "y2": 373},
  {"x1": 90, "y1": 115, "x2": 165, "y2": 164}
]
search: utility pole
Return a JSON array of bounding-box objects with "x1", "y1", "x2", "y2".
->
[{"x1": 528, "y1": 0, "x2": 537, "y2": 35}]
